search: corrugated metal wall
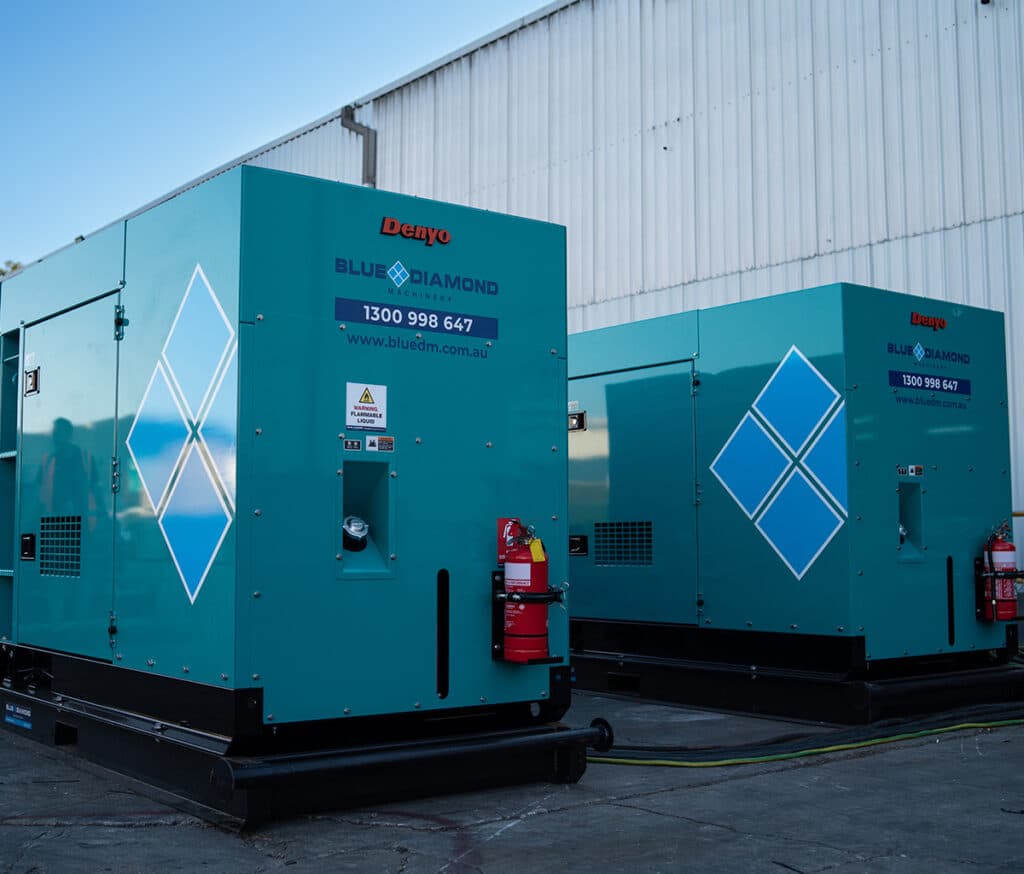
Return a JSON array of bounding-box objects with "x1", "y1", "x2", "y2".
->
[{"x1": 241, "y1": 0, "x2": 1024, "y2": 511}]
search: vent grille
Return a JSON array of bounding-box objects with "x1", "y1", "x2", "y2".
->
[
  {"x1": 39, "y1": 516, "x2": 82, "y2": 578},
  {"x1": 594, "y1": 521, "x2": 653, "y2": 566}
]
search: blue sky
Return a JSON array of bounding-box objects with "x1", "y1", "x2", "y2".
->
[{"x1": 0, "y1": 1, "x2": 548, "y2": 267}]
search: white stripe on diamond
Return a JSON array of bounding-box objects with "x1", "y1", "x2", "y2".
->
[{"x1": 800, "y1": 401, "x2": 848, "y2": 516}]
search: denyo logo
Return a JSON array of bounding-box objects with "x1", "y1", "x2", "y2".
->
[
  {"x1": 910, "y1": 311, "x2": 947, "y2": 331},
  {"x1": 380, "y1": 216, "x2": 451, "y2": 246}
]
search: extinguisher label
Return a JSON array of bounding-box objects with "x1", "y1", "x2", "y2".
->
[{"x1": 504, "y1": 562, "x2": 532, "y2": 589}]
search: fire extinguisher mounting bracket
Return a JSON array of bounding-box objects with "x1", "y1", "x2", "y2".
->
[
  {"x1": 490, "y1": 569, "x2": 564, "y2": 664},
  {"x1": 495, "y1": 589, "x2": 566, "y2": 605},
  {"x1": 974, "y1": 556, "x2": 1022, "y2": 622}
]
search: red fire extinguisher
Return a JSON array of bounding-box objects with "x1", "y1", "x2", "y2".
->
[
  {"x1": 498, "y1": 519, "x2": 550, "y2": 663},
  {"x1": 981, "y1": 526, "x2": 1019, "y2": 622}
]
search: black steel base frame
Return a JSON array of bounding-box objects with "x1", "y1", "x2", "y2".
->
[
  {"x1": 0, "y1": 643, "x2": 608, "y2": 825},
  {"x1": 570, "y1": 618, "x2": 1024, "y2": 724}
]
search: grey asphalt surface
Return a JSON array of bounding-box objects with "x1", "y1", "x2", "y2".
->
[{"x1": 2, "y1": 691, "x2": 1022, "y2": 873}]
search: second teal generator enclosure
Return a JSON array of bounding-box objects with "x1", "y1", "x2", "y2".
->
[{"x1": 568, "y1": 284, "x2": 1014, "y2": 671}]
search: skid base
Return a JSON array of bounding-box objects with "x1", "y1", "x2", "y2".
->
[
  {"x1": 0, "y1": 683, "x2": 603, "y2": 826},
  {"x1": 1, "y1": 647, "x2": 610, "y2": 826},
  {"x1": 572, "y1": 619, "x2": 1024, "y2": 724}
]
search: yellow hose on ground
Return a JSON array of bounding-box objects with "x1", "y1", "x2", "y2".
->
[{"x1": 588, "y1": 718, "x2": 1024, "y2": 768}]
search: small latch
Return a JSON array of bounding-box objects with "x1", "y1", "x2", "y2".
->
[
  {"x1": 20, "y1": 533, "x2": 36, "y2": 561},
  {"x1": 568, "y1": 411, "x2": 587, "y2": 432},
  {"x1": 114, "y1": 304, "x2": 129, "y2": 341},
  {"x1": 23, "y1": 367, "x2": 39, "y2": 396}
]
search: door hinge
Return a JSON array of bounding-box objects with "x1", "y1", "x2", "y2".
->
[
  {"x1": 108, "y1": 610, "x2": 118, "y2": 646},
  {"x1": 114, "y1": 303, "x2": 129, "y2": 341},
  {"x1": 111, "y1": 456, "x2": 121, "y2": 493}
]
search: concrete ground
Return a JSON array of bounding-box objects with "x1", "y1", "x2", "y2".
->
[{"x1": 2, "y1": 691, "x2": 1022, "y2": 873}]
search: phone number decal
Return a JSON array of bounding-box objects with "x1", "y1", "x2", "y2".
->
[
  {"x1": 888, "y1": 370, "x2": 972, "y2": 395},
  {"x1": 335, "y1": 297, "x2": 498, "y2": 340}
]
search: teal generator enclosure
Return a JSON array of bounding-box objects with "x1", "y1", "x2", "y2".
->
[
  {"x1": 568, "y1": 283, "x2": 1023, "y2": 722},
  {"x1": 0, "y1": 167, "x2": 610, "y2": 822}
]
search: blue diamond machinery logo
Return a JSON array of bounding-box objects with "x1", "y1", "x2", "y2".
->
[
  {"x1": 127, "y1": 264, "x2": 237, "y2": 604},
  {"x1": 387, "y1": 261, "x2": 410, "y2": 288},
  {"x1": 710, "y1": 346, "x2": 847, "y2": 580},
  {"x1": 913, "y1": 342, "x2": 925, "y2": 362}
]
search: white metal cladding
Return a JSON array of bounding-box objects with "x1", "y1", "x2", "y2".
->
[{"x1": 159, "y1": 0, "x2": 1024, "y2": 509}]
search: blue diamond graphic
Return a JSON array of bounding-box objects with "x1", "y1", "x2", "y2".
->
[
  {"x1": 753, "y1": 347, "x2": 839, "y2": 454},
  {"x1": 387, "y1": 261, "x2": 410, "y2": 288},
  {"x1": 198, "y1": 346, "x2": 237, "y2": 508},
  {"x1": 163, "y1": 266, "x2": 234, "y2": 420},
  {"x1": 158, "y1": 444, "x2": 232, "y2": 603},
  {"x1": 803, "y1": 403, "x2": 848, "y2": 512},
  {"x1": 756, "y1": 469, "x2": 843, "y2": 579},
  {"x1": 125, "y1": 363, "x2": 190, "y2": 512},
  {"x1": 710, "y1": 413, "x2": 790, "y2": 518},
  {"x1": 913, "y1": 342, "x2": 925, "y2": 362}
]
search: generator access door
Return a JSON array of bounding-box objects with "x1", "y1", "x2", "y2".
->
[
  {"x1": 17, "y1": 297, "x2": 118, "y2": 660},
  {"x1": 568, "y1": 360, "x2": 698, "y2": 623}
]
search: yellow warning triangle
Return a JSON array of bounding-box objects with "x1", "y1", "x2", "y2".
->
[{"x1": 359, "y1": 387, "x2": 375, "y2": 404}]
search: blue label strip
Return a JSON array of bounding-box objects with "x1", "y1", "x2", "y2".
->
[
  {"x1": 335, "y1": 297, "x2": 498, "y2": 340},
  {"x1": 888, "y1": 370, "x2": 972, "y2": 395},
  {"x1": 4, "y1": 703, "x2": 32, "y2": 730}
]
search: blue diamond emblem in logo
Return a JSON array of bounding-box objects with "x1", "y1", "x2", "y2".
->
[
  {"x1": 756, "y1": 470, "x2": 843, "y2": 580},
  {"x1": 913, "y1": 342, "x2": 925, "y2": 362},
  {"x1": 163, "y1": 266, "x2": 235, "y2": 420},
  {"x1": 125, "y1": 363, "x2": 190, "y2": 512},
  {"x1": 158, "y1": 443, "x2": 232, "y2": 604},
  {"x1": 710, "y1": 414, "x2": 790, "y2": 518},
  {"x1": 387, "y1": 261, "x2": 410, "y2": 288},
  {"x1": 752, "y1": 347, "x2": 839, "y2": 454}
]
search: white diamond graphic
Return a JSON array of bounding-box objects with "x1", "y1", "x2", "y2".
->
[
  {"x1": 198, "y1": 344, "x2": 237, "y2": 509},
  {"x1": 130, "y1": 262, "x2": 237, "y2": 606},
  {"x1": 163, "y1": 265, "x2": 235, "y2": 421},
  {"x1": 158, "y1": 443, "x2": 232, "y2": 604},
  {"x1": 125, "y1": 363, "x2": 191, "y2": 513}
]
